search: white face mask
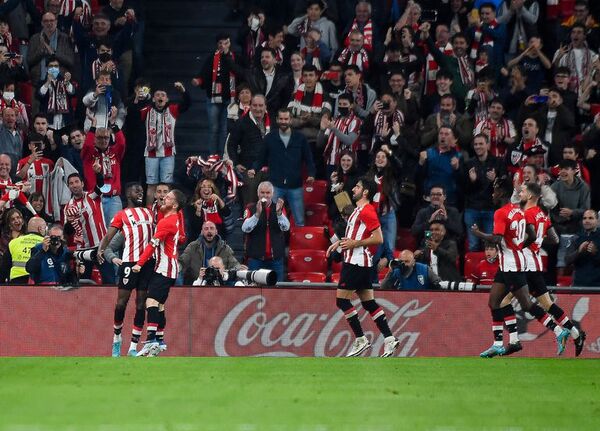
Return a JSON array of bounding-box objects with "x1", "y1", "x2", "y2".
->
[
  {"x1": 250, "y1": 17, "x2": 260, "y2": 31},
  {"x1": 3, "y1": 91, "x2": 14, "y2": 101}
]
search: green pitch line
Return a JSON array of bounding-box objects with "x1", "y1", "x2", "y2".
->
[{"x1": 0, "y1": 357, "x2": 599, "y2": 431}]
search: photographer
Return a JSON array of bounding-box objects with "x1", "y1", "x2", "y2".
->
[
  {"x1": 26, "y1": 224, "x2": 82, "y2": 285},
  {"x1": 193, "y1": 256, "x2": 235, "y2": 286},
  {"x1": 381, "y1": 250, "x2": 440, "y2": 290}
]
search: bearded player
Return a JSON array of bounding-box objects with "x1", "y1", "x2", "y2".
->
[
  {"x1": 498, "y1": 182, "x2": 586, "y2": 356},
  {"x1": 134, "y1": 189, "x2": 186, "y2": 357},
  {"x1": 98, "y1": 183, "x2": 155, "y2": 357},
  {"x1": 471, "y1": 177, "x2": 560, "y2": 358},
  {"x1": 326, "y1": 177, "x2": 400, "y2": 357}
]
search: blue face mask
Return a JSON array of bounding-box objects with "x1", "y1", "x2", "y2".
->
[{"x1": 48, "y1": 67, "x2": 60, "y2": 79}]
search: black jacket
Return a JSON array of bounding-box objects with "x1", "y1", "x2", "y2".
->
[
  {"x1": 227, "y1": 114, "x2": 265, "y2": 168},
  {"x1": 461, "y1": 154, "x2": 506, "y2": 211},
  {"x1": 245, "y1": 203, "x2": 286, "y2": 261}
]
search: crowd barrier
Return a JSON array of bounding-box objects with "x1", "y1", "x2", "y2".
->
[{"x1": 1, "y1": 285, "x2": 598, "y2": 357}]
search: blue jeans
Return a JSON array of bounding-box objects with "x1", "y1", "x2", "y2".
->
[
  {"x1": 145, "y1": 156, "x2": 175, "y2": 184},
  {"x1": 379, "y1": 209, "x2": 397, "y2": 253},
  {"x1": 102, "y1": 195, "x2": 123, "y2": 226},
  {"x1": 273, "y1": 187, "x2": 305, "y2": 227},
  {"x1": 248, "y1": 258, "x2": 284, "y2": 283},
  {"x1": 206, "y1": 101, "x2": 228, "y2": 155},
  {"x1": 464, "y1": 208, "x2": 494, "y2": 251}
]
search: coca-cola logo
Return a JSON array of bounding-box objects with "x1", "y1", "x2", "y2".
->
[{"x1": 214, "y1": 295, "x2": 432, "y2": 357}]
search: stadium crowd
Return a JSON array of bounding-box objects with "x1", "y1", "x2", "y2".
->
[{"x1": 0, "y1": 0, "x2": 599, "y2": 288}]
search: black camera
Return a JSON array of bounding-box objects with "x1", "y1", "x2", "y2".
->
[
  {"x1": 49, "y1": 235, "x2": 62, "y2": 248},
  {"x1": 389, "y1": 259, "x2": 405, "y2": 272},
  {"x1": 381, "y1": 101, "x2": 390, "y2": 110},
  {"x1": 204, "y1": 266, "x2": 224, "y2": 285}
]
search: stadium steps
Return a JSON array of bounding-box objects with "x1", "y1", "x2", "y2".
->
[{"x1": 144, "y1": 0, "x2": 246, "y2": 257}]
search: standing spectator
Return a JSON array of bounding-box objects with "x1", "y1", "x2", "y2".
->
[
  {"x1": 550, "y1": 159, "x2": 591, "y2": 272},
  {"x1": 36, "y1": 56, "x2": 76, "y2": 131},
  {"x1": 420, "y1": 71, "x2": 457, "y2": 120},
  {"x1": 255, "y1": 108, "x2": 315, "y2": 227},
  {"x1": 0, "y1": 107, "x2": 21, "y2": 176},
  {"x1": 81, "y1": 117, "x2": 125, "y2": 225},
  {"x1": 238, "y1": 9, "x2": 266, "y2": 67},
  {"x1": 385, "y1": 71, "x2": 420, "y2": 129},
  {"x1": 121, "y1": 78, "x2": 152, "y2": 185},
  {"x1": 140, "y1": 82, "x2": 190, "y2": 206},
  {"x1": 565, "y1": 209, "x2": 600, "y2": 286},
  {"x1": 26, "y1": 192, "x2": 53, "y2": 224},
  {"x1": 193, "y1": 33, "x2": 236, "y2": 155},
  {"x1": 287, "y1": 0, "x2": 338, "y2": 56},
  {"x1": 0, "y1": 81, "x2": 28, "y2": 132},
  {"x1": 326, "y1": 150, "x2": 359, "y2": 222},
  {"x1": 0, "y1": 43, "x2": 27, "y2": 88},
  {"x1": 363, "y1": 92, "x2": 404, "y2": 154},
  {"x1": 289, "y1": 52, "x2": 305, "y2": 92},
  {"x1": 227, "y1": 94, "x2": 268, "y2": 206},
  {"x1": 510, "y1": 163, "x2": 558, "y2": 210},
  {"x1": 559, "y1": 0, "x2": 600, "y2": 49},
  {"x1": 16, "y1": 133, "x2": 54, "y2": 215},
  {"x1": 499, "y1": 64, "x2": 529, "y2": 121},
  {"x1": 336, "y1": 30, "x2": 370, "y2": 74},
  {"x1": 465, "y1": 73, "x2": 497, "y2": 124},
  {"x1": 411, "y1": 185, "x2": 463, "y2": 243},
  {"x1": 549, "y1": 143, "x2": 591, "y2": 185},
  {"x1": 300, "y1": 28, "x2": 331, "y2": 71},
  {"x1": 421, "y1": 23, "x2": 454, "y2": 97},
  {"x1": 552, "y1": 66, "x2": 578, "y2": 113},
  {"x1": 61, "y1": 127, "x2": 84, "y2": 175},
  {"x1": 344, "y1": 64, "x2": 376, "y2": 120},
  {"x1": 414, "y1": 220, "x2": 461, "y2": 282},
  {"x1": 474, "y1": 98, "x2": 517, "y2": 158},
  {"x1": 86, "y1": 40, "x2": 122, "y2": 96},
  {"x1": 505, "y1": 116, "x2": 544, "y2": 175},
  {"x1": 469, "y1": 241, "x2": 500, "y2": 285},
  {"x1": 468, "y1": 2, "x2": 506, "y2": 72},
  {"x1": 552, "y1": 23, "x2": 598, "y2": 93},
  {"x1": 241, "y1": 181, "x2": 289, "y2": 282},
  {"x1": 419, "y1": 125, "x2": 463, "y2": 206},
  {"x1": 321, "y1": 62, "x2": 345, "y2": 103},
  {"x1": 27, "y1": 12, "x2": 74, "y2": 89},
  {"x1": 6, "y1": 216, "x2": 47, "y2": 284},
  {"x1": 0, "y1": 207, "x2": 24, "y2": 282},
  {"x1": 187, "y1": 179, "x2": 232, "y2": 240},
  {"x1": 226, "y1": 83, "x2": 252, "y2": 131},
  {"x1": 497, "y1": 0, "x2": 540, "y2": 60},
  {"x1": 82, "y1": 70, "x2": 126, "y2": 131},
  {"x1": 341, "y1": 1, "x2": 378, "y2": 54},
  {"x1": 256, "y1": 26, "x2": 287, "y2": 68},
  {"x1": 462, "y1": 134, "x2": 504, "y2": 251},
  {"x1": 505, "y1": 36, "x2": 552, "y2": 94}
]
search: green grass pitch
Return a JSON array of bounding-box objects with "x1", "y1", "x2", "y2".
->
[{"x1": 1, "y1": 357, "x2": 599, "y2": 431}]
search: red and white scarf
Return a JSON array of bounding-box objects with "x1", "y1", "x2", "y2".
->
[
  {"x1": 425, "y1": 42, "x2": 453, "y2": 95},
  {"x1": 323, "y1": 113, "x2": 361, "y2": 166},
  {"x1": 337, "y1": 47, "x2": 370, "y2": 72},
  {"x1": 260, "y1": 41, "x2": 285, "y2": 65},
  {"x1": 296, "y1": 16, "x2": 312, "y2": 36},
  {"x1": 146, "y1": 106, "x2": 175, "y2": 151},
  {"x1": 60, "y1": 0, "x2": 92, "y2": 27},
  {"x1": 46, "y1": 80, "x2": 70, "y2": 114},
  {"x1": 457, "y1": 55, "x2": 475, "y2": 88},
  {"x1": 64, "y1": 205, "x2": 84, "y2": 247},
  {"x1": 301, "y1": 46, "x2": 322, "y2": 70},
  {"x1": 470, "y1": 20, "x2": 497, "y2": 59},
  {"x1": 245, "y1": 29, "x2": 266, "y2": 62},
  {"x1": 372, "y1": 110, "x2": 404, "y2": 150},
  {"x1": 566, "y1": 44, "x2": 593, "y2": 92},
  {"x1": 481, "y1": 118, "x2": 512, "y2": 157},
  {"x1": 211, "y1": 50, "x2": 236, "y2": 104},
  {"x1": 344, "y1": 19, "x2": 373, "y2": 51},
  {"x1": 247, "y1": 111, "x2": 271, "y2": 136},
  {"x1": 346, "y1": 84, "x2": 365, "y2": 110},
  {"x1": 91, "y1": 59, "x2": 119, "y2": 81},
  {"x1": 289, "y1": 82, "x2": 326, "y2": 114},
  {"x1": 187, "y1": 154, "x2": 242, "y2": 200}
]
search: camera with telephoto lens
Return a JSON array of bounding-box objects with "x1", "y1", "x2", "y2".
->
[
  {"x1": 73, "y1": 247, "x2": 98, "y2": 262},
  {"x1": 203, "y1": 266, "x2": 224, "y2": 285},
  {"x1": 389, "y1": 259, "x2": 405, "y2": 272}
]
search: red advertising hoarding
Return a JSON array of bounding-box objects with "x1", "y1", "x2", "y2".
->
[{"x1": 1, "y1": 286, "x2": 598, "y2": 357}]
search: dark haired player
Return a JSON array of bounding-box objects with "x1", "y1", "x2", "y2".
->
[
  {"x1": 498, "y1": 182, "x2": 585, "y2": 356},
  {"x1": 327, "y1": 177, "x2": 400, "y2": 357},
  {"x1": 133, "y1": 189, "x2": 186, "y2": 357},
  {"x1": 98, "y1": 183, "x2": 155, "y2": 357},
  {"x1": 472, "y1": 178, "x2": 560, "y2": 357}
]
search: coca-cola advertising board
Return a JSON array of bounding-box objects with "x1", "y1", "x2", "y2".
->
[{"x1": 1, "y1": 286, "x2": 598, "y2": 357}]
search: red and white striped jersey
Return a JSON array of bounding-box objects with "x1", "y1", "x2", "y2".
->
[
  {"x1": 64, "y1": 192, "x2": 107, "y2": 248},
  {"x1": 17, "y1": 157, "x2": 54, "y2": 215},
  {"x1": 493, "y1": 203, "x2": 526, "y2": 272},
  {"x1": 110, "y1": 207, "x2": 155, "y2": 263},
  {"x1": 138, "y1": 212, "x2": 180, "y2": 279},
  {"x1": 523, "y1": 205, "x2": 551, "y2": 272},
  {"x1": 343, "y1": 203, "x2": 380, "y2": 267},
  {"x1": 153, "y1": 205, "x2": 187, "y2": 245}
]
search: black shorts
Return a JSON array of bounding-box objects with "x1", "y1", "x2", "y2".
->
[
  {"x1": 147, "y1": 273, "x2": 176, "y2": 303},
  {"x1": 118, "y1": 262, "x2": 153, "y2": 291},
  {"x1": 494, "y1": 271, "x2": 527, "y2": 292},
  {"x1": 525, "y1": 271, "x2": 548, "y2": 297},
  {"x1": 338, "y1": 263, "x2": 373, "y2": 291}
]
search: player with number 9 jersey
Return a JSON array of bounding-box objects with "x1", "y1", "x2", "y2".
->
[{"x1": 493, "y1": 202, "x2": 526, "y2": 272}]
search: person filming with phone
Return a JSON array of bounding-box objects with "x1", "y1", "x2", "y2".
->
[
  {"x1": 411, "y1": 185, "x2": 463, "y2": 244},
  {"x1": 414, "y1": 219, "x2": 461, "y2": 282}
]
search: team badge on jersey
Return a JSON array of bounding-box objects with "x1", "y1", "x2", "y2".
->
[{"x1": 418, "y1": 275, "x2": 425, "y2": 285}]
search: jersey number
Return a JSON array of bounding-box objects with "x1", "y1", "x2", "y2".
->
[
  {"x1": 510, "y1": 219, "x2": 526, "y2": 246},
  {"x1": 123, "y1": 266, "x2": 132, "y2": 278}
]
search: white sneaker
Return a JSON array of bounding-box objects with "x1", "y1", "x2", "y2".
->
[
  {"x1": 381, "y1": 336, "x2": 400, "y2": 357},
  {"x1": 346, "y1": 336, "x2": 371, "y2": 357},
  {"x1": 136, "y1": 341, "x2": 160, "y2": 357}
]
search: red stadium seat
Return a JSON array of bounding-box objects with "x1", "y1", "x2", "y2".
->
[
  {"x1": 330, "y1": 273, "x2": 341, "y2": 283},
  {"x1": 378, "y1": 266, "x2": 390, "y2": 281},
  {"x1": 289, "y1": 226, "x2": 329, "y2": 251},
  {"x1": 304, "y1": 203, "x2": 329, "y2": 226},
  {"x1": 330, "y1": 259, "x2": 342, "y2": 273},
  {"x1": 556, "y1": 275, "x2": 573, "y2": 287},
  {"x1": 287, "y1": 272, "x2": 327, "y2": 283},
  {"x1": 303, "y1": 180, "x2": 328, "y2": 205},
  {"x1": 464, "y1": 252, "x2": 485, "y2": 280},
  {"x1": 396, "y1": 228, "x2": 417, "y2": 251},
  {"x1": 288, "y1": 250, "x2": 327, "y2": 273}
]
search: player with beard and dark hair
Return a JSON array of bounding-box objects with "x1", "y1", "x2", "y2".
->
[
  {"x1": 471, "y1": 177, "x2": 561, "y2": 358},
  {"x1": 498, "y1": 182, "x2": 586, "y2": 356},
  {"x1": 326, "y1": 177, "x2": 400, "y2": 357},
  {"x1": 134, "y1": 189, "x2": 186, "y2": 357},
  {"x1": 98, "y1": 183, "x2": 155, "y2": 357}
]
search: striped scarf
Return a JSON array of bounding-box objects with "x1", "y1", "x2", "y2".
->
[
  {"x1": 481, "y1": 118, "x2": 511, "y2": 157},
  {"x1": 470, "y1": 20, "x2": 498, "y2": 60},
  {"x1": 425, "y1": 42, "x2": 453, "y2": 95},
  {"x1": 344, "y1": 19, "x2": 373, "y2": 51},
  {"x1": 91, "y1": 59, "x2": 119, "y2": 81},
  {"x1": 260, "y1": 41, "x2": 285, "y2": 65},
  {"x1": 59, "y1": 0, "x2": 92, "y2": 27},
  {"x1": 211, "y1": 50, "x2": 236, "y2": 104},
  {"x1": 289, "y1": 82, "x2": 326, "y2": 115},
  {"x1": 187, "y1": 154, "x2": 242, "y2": 200},
  {"x1": 46, "y1": 79, "x2": 70, "y2": 114},
  {"x1": 566, "y1": 44, "x2": 593, "y2": 92},
  {"x1": 457, "y1": 55, "x2": 475, "y2": 88},
  {"x1": 245, "y1": 29, "x2": 266, "y2": 62},
  {"x1": 337, "y1": 47, "x2": 370, "y2": 72},
  {"x1": 301, "y1": 46, "x2": 322, "y2": 70},
  {"x1": 372, "y1": 110, "x2": 404, "y2": 150},
  {"x1": 323, "y1": 113, "x2": 361, "y2": 166}
]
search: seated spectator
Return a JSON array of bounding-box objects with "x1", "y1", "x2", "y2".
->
[
  {"x1": 6, "y1": 216, "x2": 47, "y2": 284},
  {"x1": 418, "y1": 125, "x2": 463, "y2": 206},
  {"x1": 36, "y1": 56, "x2": 76, "y2": 131},
  {"x1": 16, "y1": 133, "x2": 54, "y2": 215},
  {"x1": 288, "y1": 64, "x2": 332, "y2": 143},
  {"x1": 0, "y1": 107, "x2": 22, "y2": 175},
  {"x1": 0, "y1": 43, "x2": 27, "y2": 88},
  {"x1": 187, "y1": 178, "x2": 232, "y2": 240},
  {"x1": 179, "y1": 220, "x2": 241, "y2": 285},
  {"x1": 289, "y1": 52, "x2": 305, "y2": 92},
  {"x1": 552, "y1": 23, "x2": 598, "y2": 93},
  {"x1": 412, "y1": 185, "x2": 463, "y2": 243},
  {"x1": 344, "y1": 64, "x2": 376, "y2": 120},
  {"x1": 0, "y1": 81, "x2": 27, "y2": 132},
  {"x1": 381, "y1": 249, "x2": 441, "y2": 290},
  {"x1": 462, "y1": 134, "x2": 504, "y2": 251},
  {"x1": 241, "y1": 181, "x2": 289, "y2": 282},
  {"x1": 550, "y1": 159, "x2": 591, "y2": 271},
  {"x1": 510, "y1": 163, "x2": 558, "y2": 210},
  {"x1": 26, "y1": 224, "x2": 80, "y2": 285},
  {"x1": 82, "y1": 70, "x2": 126, "y2": 131},
  {"x1": 300, "y1": 28, "x2": 331, "y2": 71},
  {"x1": 414, "y1": 220, "x2": 461, "y2": 282},
  {"x1": 565, "y1": 209, "x2": 600, "y2": 286},
  {"x1": 469, "y1": 241, "x2": 499, "y2": 285},
  {"x1": 473, "y1": 98, "x2": 517, "y2": 158},
  {"x1": 287, "y1": 0, "x2": 338, "y2": 56}
]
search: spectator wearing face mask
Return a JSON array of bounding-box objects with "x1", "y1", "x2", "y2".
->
[
  {"x1": 36, "y1": 56, "x2": 75, "y2": 131},
  {"x1": 0, "y1": 81, "x2": 28, "y2": 132}
]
